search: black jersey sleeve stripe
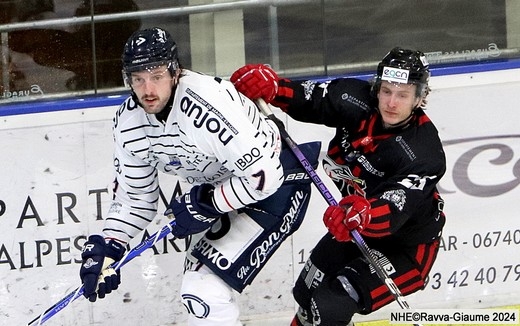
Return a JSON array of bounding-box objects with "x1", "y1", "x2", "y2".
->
[
  {"x1": 105, "y1": 217, "x2": 144, "y2": 231},
  {"x1": 126, "y1": 195, "x2": 159, "y2": 204},
  {"x1": 227, "y1": 178, "x2": 249, "y2": 207},
  {"x1": 124, "y1": 169, "x2": 156, "y2": 180},
  {"x1": 126, "y1": 179, "x2": 156, "y2": 190},
  {"x1": 236, "y1": 177, "x2": 256, "y2": 202},
  {"x1": 124, "y1": 163, "x2": 151, "y2": 168},
  {"x1": 123, "y1": 136, "x2": 147, "y2": 146},
  {"x1": 126, "y1": 186, "x2": 159, "y2": 197},
  {"x1": 121, "y1": 124, "x2": 151, "y2": 133},
  {"x1": 130, "y1": 205, "x2": 157, "y2": 212},
  {"x1": 129, "y1": 211, "x2": 154, "y2": 223}
]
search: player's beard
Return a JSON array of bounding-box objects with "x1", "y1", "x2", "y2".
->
[{"x1": 141, "y1": 94, "x2": 169, "y2": 114}]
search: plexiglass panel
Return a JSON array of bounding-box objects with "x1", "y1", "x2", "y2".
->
[{"x1": 0, "y1": 0, "x2": 517, "y2": 103}]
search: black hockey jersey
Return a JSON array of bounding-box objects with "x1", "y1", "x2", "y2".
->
[{"x1": 273, "y1": 77, "x2": 446, "y2": 245}]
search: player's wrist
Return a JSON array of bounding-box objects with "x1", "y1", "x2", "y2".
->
[{"x1": 191, "y1": 183, "x2": 222, "y2": 217}]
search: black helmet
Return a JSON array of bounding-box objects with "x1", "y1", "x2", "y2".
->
[
  {"x1": 122, "y1": 27, "x2": 179, "y2": 84},
  {"x1": 376, "y1": 47, "x2": 430, "y2": 85},
  {"x1": 373, "y1": 47, "x2": 430, "y2": 99}
]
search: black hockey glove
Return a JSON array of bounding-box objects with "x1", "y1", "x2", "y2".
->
[
  {"x1": 80, "y1": 235, "x2": 126, "y2": 302},
  {"x1": 165, "y1": 184, "x2": 224, "y2": 238}
]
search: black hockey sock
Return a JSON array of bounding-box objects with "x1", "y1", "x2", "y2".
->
[{"x1": 290, "y1": 307, "x2": 313, "y2": 326}]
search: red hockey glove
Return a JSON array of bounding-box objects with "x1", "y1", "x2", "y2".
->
[
  {"x1": 230, "y1": 64, "x2": 279, "y2": 103},
  {"x1": 323, "y1": 195, "x2": 371, "y2": 242}
]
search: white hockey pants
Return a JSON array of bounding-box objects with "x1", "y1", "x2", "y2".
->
[{"x1": 180, "y1": 265, "x2": 242, "y2": 326}]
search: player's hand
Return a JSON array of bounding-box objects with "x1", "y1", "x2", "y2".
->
[
  {"x1": 165, "y1": 184, "x2": 224, "y2": 238},
  {"x1": 230, "y1": 64, "x2": 279, "y2": 103},
  {"x1": 323, "y1": 195, "x2": 371, "y2": 242},
  {"x1": 80, "y1": 235, "x2": 126, "y2": 302}
]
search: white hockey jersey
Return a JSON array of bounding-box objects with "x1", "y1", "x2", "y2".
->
[{"x1": 104, "y1": 70, "x2": 283, "y2": 243}]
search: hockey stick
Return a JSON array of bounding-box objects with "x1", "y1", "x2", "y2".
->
[
  {"x1": 27, "y1": 219, "x2": 177, "y2": 326},
  {"x1": 255, "y1": 98, "x2": 415, "y2": 312}
]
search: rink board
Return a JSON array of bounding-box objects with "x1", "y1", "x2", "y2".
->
[{"x1": 1, "y1": 66, "x2": 520, "y2": 325}]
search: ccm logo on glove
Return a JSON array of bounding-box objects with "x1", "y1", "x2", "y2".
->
[
  {"x1": 230, "y1": 64, "x2": 279, "y2": 103},
  {"x1": 323, "y1": 195, "x2": 371, "y2": 242}
]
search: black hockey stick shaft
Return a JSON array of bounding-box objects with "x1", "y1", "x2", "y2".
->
[{"x1": 255, "y1": 98, "x2": 415, "y2": 312}]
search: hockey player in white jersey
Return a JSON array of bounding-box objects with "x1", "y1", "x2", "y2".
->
[{"x1": 79, "y1": 27, "x2": 320, "y2": 325}]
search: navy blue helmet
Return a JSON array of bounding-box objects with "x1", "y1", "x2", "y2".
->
[{"x1": 122, "y1": 27, "x2": 178, "y2": 85}]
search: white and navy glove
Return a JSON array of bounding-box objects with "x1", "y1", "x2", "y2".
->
[
  {"x1": 165, "y1": 184, "x2": 224, "y2": 238},
  {"x1": 80, "y1": 235, "x2": 126, "y2": 302}
]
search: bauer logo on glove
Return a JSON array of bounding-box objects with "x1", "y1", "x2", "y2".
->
[
  {"x1": 166, "y1": 184, "x2": 225, "y2": 238},
  {"x1": 182, "y1": 193, "x2": 218, "y2": 223}
]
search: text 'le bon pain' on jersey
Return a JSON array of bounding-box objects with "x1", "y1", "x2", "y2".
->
[
  {"x1": 275, "y1": 77, "x2": 446, "y2": 245},
  {"x1": 104, "y1": 70, "x2": 283, "y2": 243}
]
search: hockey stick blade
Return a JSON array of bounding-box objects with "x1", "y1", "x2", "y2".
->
[
  {"x1": 255, "y1": 99, "x2": 419, "y2": 318},
  {"x1": 28, "y1": 219, "x2": 177, "y2": 325}
]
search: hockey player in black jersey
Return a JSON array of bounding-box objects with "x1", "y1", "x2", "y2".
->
[
  {"x1": 231, "y1": 47, "x2": 446, "y2": 325},
  {"x1": 79, "y1": 27, "x2": 320, "y2": 325}
]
